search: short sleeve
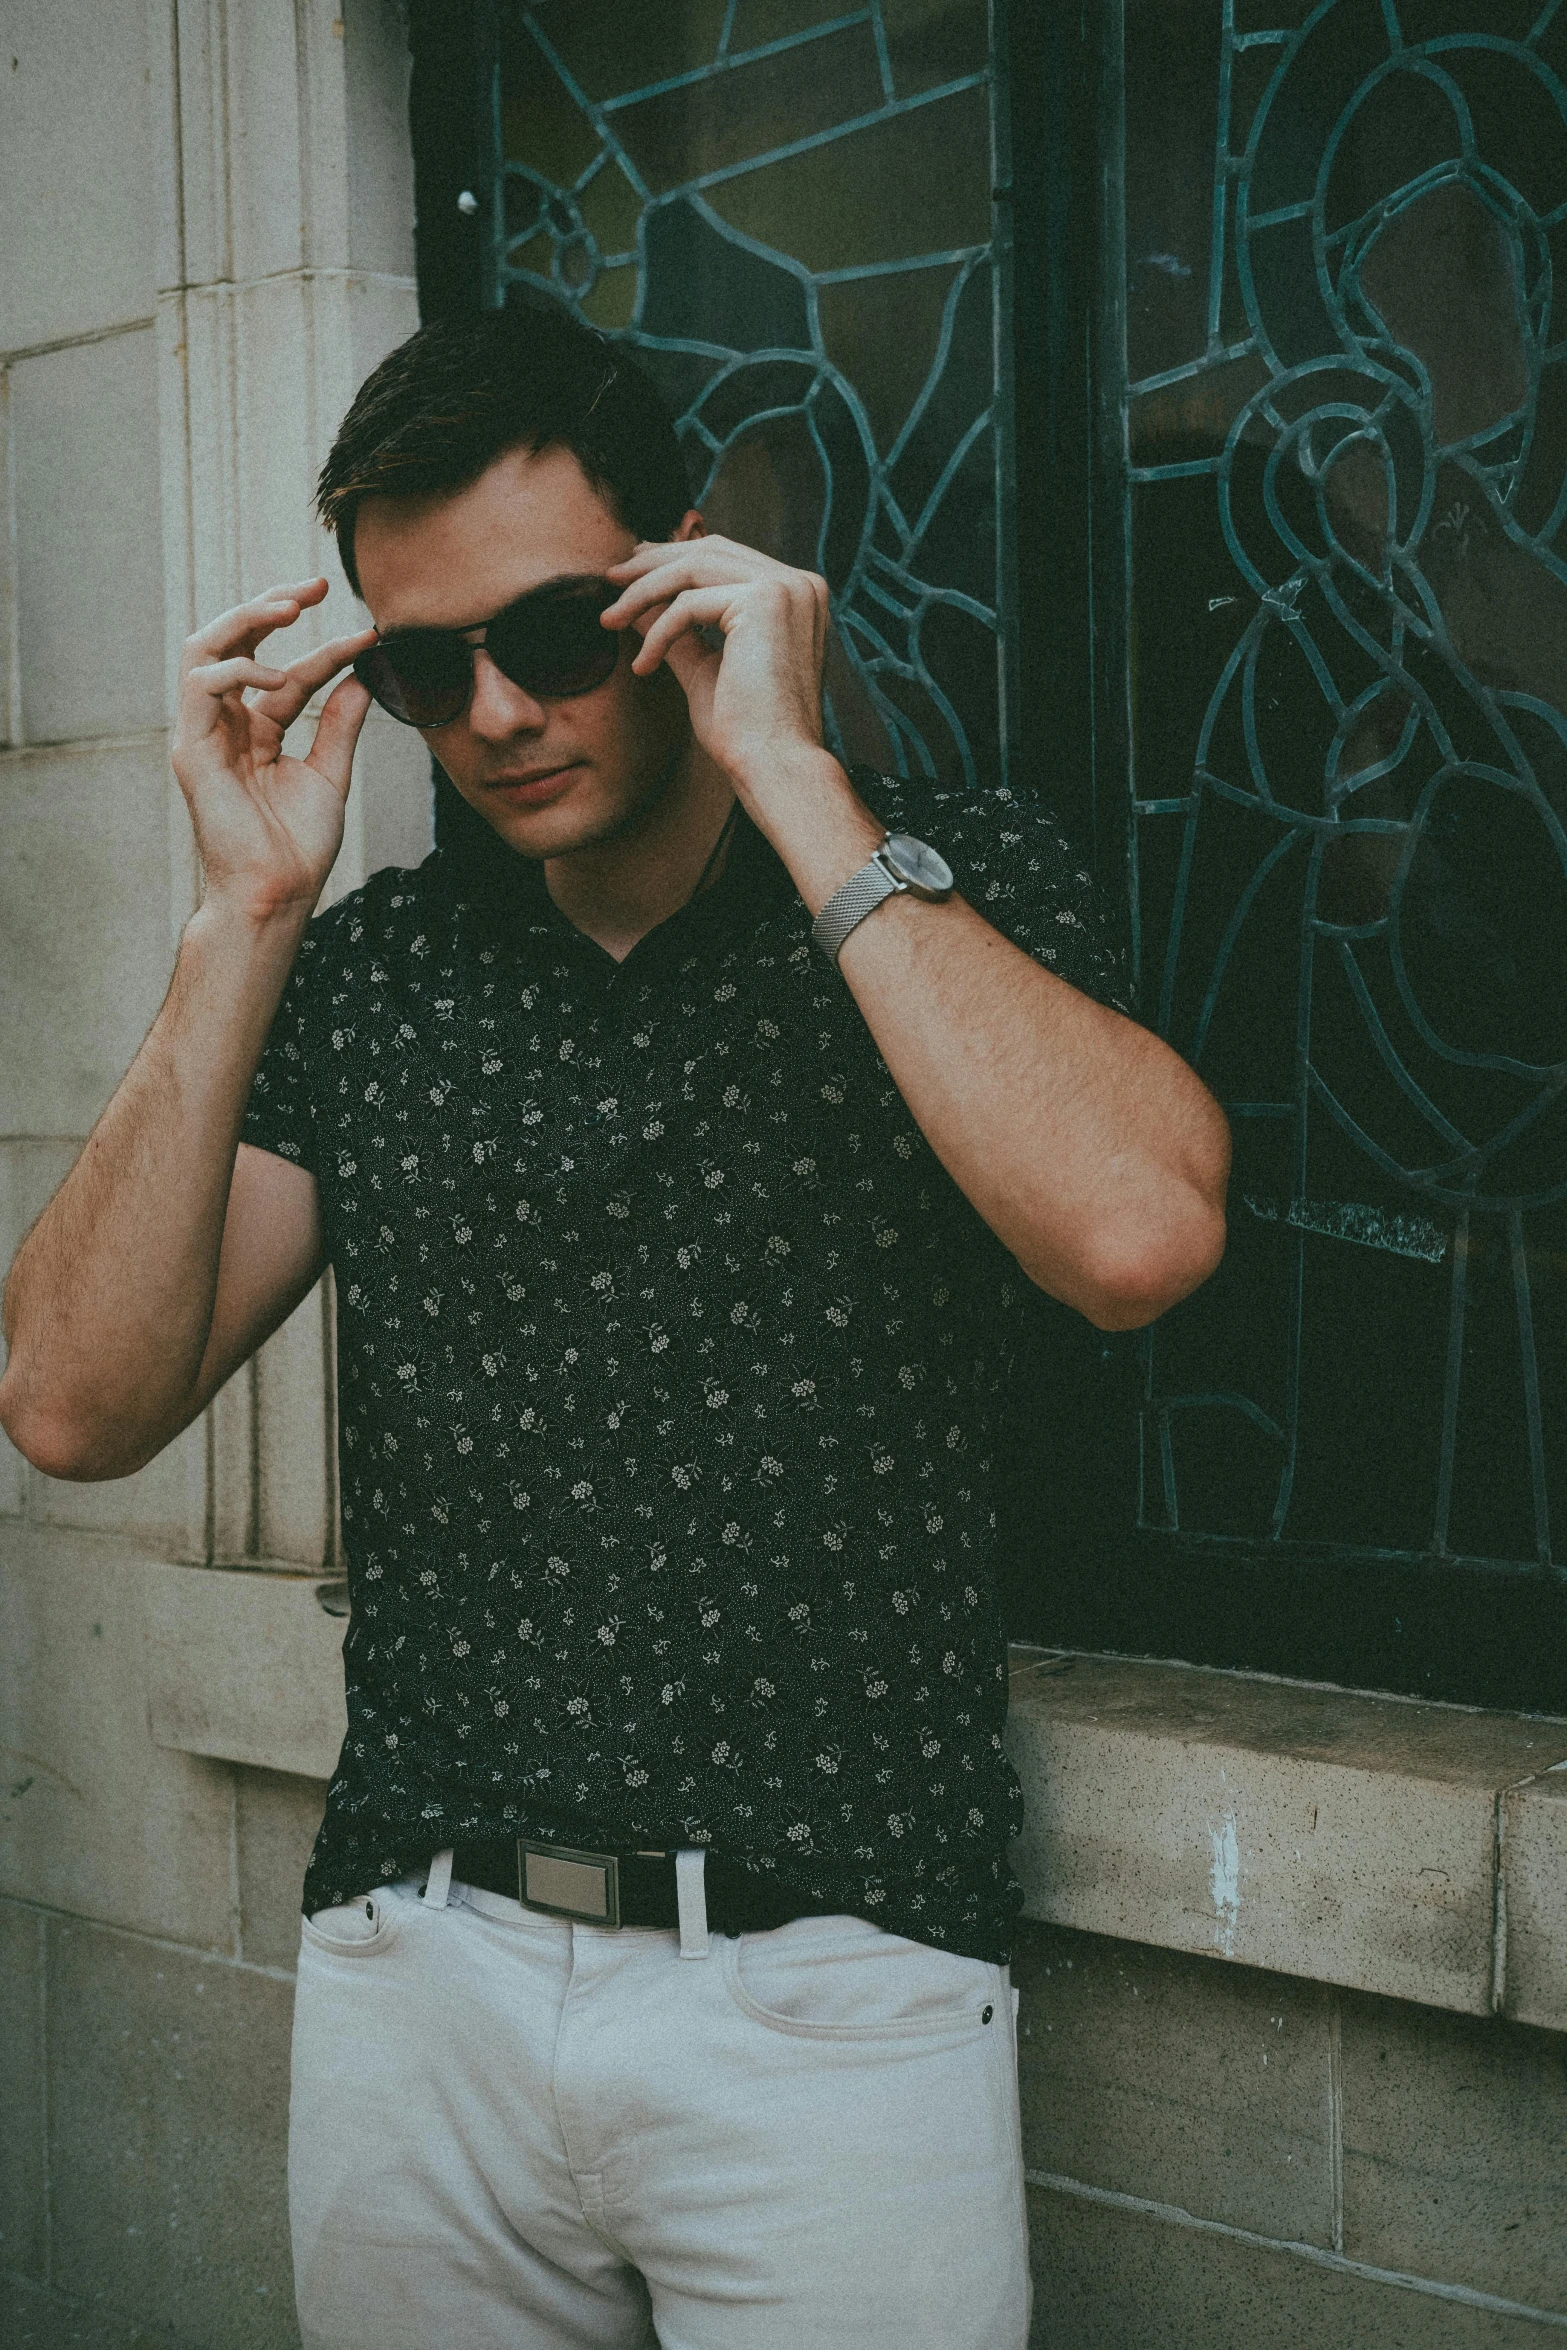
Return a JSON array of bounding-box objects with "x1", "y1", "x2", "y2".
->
[
  {"x1": 851, "y1": 767, "x2": 1134, "y2": 1016},
  {"x1": 240, "y1": 937, "x2": 320, "y2": 1174}
]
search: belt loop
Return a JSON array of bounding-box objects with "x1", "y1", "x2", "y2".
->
[
  {"x1": 423, "y1": 1847, "x2": 454, "y2": 1910},
  {"x1": 676, "y1": 1847, "x2": 709, "y2": 1959}
]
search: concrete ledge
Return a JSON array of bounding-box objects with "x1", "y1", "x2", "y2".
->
[
  {"x1": 138, "y1": 1580, "x2": 1567, "y2": 2025},
  {"x1": 144, "y1": 1562, "x2": 346, "y2": 1781},
  {"x1": 1006, "y1": 1650, "x2": 1567, "y2": 2025}
]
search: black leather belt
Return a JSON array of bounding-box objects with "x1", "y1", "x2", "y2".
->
[{"x1": 447, "y1": 1836, "x2": 836, "y2": 1936}]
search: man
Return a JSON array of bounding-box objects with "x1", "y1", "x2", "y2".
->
[{"x1": 1, "y1": 305, "x2": 1228, "y2": 2348}]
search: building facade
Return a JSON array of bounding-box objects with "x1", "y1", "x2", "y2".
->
[{"x1": 1, "y1": 4, "x2": 1564, "y2": 2345}]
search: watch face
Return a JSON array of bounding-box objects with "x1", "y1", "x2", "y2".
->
[{"x1": 883, "y1": 833, "x2": 954, "y2": 896}]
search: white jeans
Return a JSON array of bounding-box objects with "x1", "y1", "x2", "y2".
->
[{"x1": 289, "y1": 1872, "x2": 1030, "y2": 2349}]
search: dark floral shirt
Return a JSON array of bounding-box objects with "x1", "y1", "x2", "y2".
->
[{"x1": 241, "y1": 768, "x2": 1127, "y2": 1960}]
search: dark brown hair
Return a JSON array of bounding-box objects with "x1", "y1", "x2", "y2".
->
[{"x1": 316, "y1": 303, "x2": 693, "y2": 595}]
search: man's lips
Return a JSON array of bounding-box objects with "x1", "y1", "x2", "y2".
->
[{"x1": 483, "y1": 762, "x2": 581, "y2": 800}]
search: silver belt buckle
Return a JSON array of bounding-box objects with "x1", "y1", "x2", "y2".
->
[{"x1": 517, "y1": 1839, "x2": 621, "y2": 1927}]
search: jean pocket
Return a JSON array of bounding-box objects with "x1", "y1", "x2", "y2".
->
[
  {"x1": 299, "y1": 1892, "x2": 402, "y2": 1959},
  {"x1": 722, "y1": 1915, "x2": 1005, "y2": 2041}
]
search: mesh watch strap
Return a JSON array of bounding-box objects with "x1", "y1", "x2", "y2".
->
[{"x1": 811, "y1": 852, "x2": 901, "y2": 963}]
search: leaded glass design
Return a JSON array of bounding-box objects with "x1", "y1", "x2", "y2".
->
[
  {"x1": 1126, "y1": 1, "x2": 1567, "y2": 1572},
  {"x1": 485, "y1": 0, "x2": 1003, "y2": 790}
]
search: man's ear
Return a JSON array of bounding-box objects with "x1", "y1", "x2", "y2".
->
[{"x1": 672, "y1": 508, "x2": 707, "y2": 543}]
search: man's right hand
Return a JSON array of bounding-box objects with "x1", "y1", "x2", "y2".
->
[
  {"x1": 0, "y1": 580, "x2": 368, "y2": 1477},
  {"x1": 171, "y1": 577, "x2": 376, "y2": 923}
]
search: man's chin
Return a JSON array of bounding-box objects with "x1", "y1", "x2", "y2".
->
[
  {"x1": 465, "y1": 764, "x2": 682, "y2": 863},
  {"x1": 463, "y1": 771, "x2": 616, "y2": 860}
]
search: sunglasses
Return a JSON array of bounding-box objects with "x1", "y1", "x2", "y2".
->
[{"x1": 353, "y1": 578, "x2": 622, "y2": 728}]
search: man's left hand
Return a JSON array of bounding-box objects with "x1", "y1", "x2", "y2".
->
[{"x1": 601, "y1": 536, "x2": 831, "y2": 812}]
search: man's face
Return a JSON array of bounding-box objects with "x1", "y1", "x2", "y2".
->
[{"x1": 352, "y1": 442, "x2": 697, "y2": 859}]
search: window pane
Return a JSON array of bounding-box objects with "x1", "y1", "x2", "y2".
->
[
  {"x1": 1125, "y1": 1, "x2": 1567, "y2": 1570},
  {"x1": 490, "y1": 1, "x2": 1001, "y2": 788}
]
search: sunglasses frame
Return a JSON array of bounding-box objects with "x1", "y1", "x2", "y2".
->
[{"x1": 353, "y1": 577, "x2": 623, "y2": 729}]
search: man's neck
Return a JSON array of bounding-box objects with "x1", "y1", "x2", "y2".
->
[{"x1": 542, "y1": 746, "x2": 738, "y2": 963}]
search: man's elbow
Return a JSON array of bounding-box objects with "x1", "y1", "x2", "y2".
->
[
  {"x1": 1055, "y1": 1189, "x2": 1229, "y2": 1333},
  {"x1": 0, "y1": 1373, "x2": 154, "y2": 1483},
  {"x1": 1, "y1": 1390, "x2": 84, "y2": 1480}
]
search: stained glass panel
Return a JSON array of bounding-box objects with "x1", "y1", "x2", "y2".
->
[
  {"x1": 486, "y1": 0, "x2": 1003, "y2": 789},
  {"x1": 1126, "y1": 0, "x2": 1567, "y2": 1576}
]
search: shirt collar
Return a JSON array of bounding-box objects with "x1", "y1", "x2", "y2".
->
[{"x1": 431, "y1": 785, "x2": 800, "y2": 954}]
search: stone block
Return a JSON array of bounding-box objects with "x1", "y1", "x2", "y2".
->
[
  {"x1": 0, "y1": 737, "x2": 176, "y2": 1138},
  {"x1": 145, "y1": 1560, "x2": 347, "y2": 1781},
  {"x1": 1501, "y1": 1766, "x2": 1567, "y2": 2031},
  {"x1": 233, "y1": 279, "x2": 346, "y2": 620},
  {"x1": 1013, "y1": 1917, "x2": 1335, "y2": 2246},
  {"x1": 161, "y1": 267, "x2": 393, "y2": 668},
  {"x1": 11, "y1": 333, "x2": 165, "y2": 744},
  {"x1": 46, "y1": 1914, "x2": 298, "y2": 2350},
  {"x1": 0, "y1": 0, "x2": 156, "y2": 353},
  {"x1": 1340, "y1": 1991, "x2": 1567, "y2": 2312},
  {"x1": 256, "y1": 1286, "x2": 331, "y2": 1568},
  {"x1": 1006, "y1": 1654, "x2": 1567, "y2": 2016},
  {"x1": 235, "y1": 1767, "x2": 326, "y2": 1972},
  {"x1": 195, "y1": 1, "x2": 309, "y2": 290},
  {"x1": 344, "y1": 0, "x2": 417, "y2": 279},
  {"x1": 207, "y1": 1358, "x2": 257, "y2": 1566},
  {"x1": 0, "y1": 1526, "x2": 235, "y2": 1947},
  {"x1": 0, "y1": 1896, "x2": 46, "y2": 2282},
  {"x1": 172, "y1": 278, "x2": 336, "y2": 675},
  {"x1": 186, "y1": 278, "x2": 336, "y2": 647},
  {"x1": 346, "y1": 270, "x2": 419, "y2": 394},
  {"x1": 1026, "y1": 2184, "x2": 1556, "y2": 2349}
]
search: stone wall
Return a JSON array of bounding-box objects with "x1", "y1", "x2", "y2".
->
[
  {"x1": 1006, "y1": 1655, "x2": 1567, "y2": 2345},
  {"x1": 0, "y1": 4, "x2": 424, "y2": 2343},
  {"x1": 1, "y1": 8, "x2": 1564, "y2": 2349},
  {"x1": 1019, "y1": 1925, "x2": 1567, "y2": 2349}
]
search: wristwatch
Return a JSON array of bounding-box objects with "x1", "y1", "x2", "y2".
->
[{"x1": 812, "y1": 833, "x2": 955, "y2": 964}]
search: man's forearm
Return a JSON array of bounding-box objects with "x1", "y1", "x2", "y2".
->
[
  {"x1": 748, "y1": 751, "x2": 1230, "y2": 1329},
  {"x1": 0, "y1": 899, "x2": 310, "y2": 1475}
]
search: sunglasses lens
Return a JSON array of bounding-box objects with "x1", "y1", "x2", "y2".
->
[
  {"x1": 487, "y1": 587, "x2": 621, "y2": 700},
  {"x1": 354, "y1": 637, "x2": 471, "y2": 729},
  {"x1": 353, "y1": 585, "x2": 620, "y2": 726}
]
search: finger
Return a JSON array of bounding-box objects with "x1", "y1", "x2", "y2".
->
[
  {"x1": 182, "y1": 578, "x2": 329, "y2": 667},
  {"x1": 603, "y1": 540, "x2": 682, "y2": 578},
  {"x1": 630, "y1": 587, "x2": 734, "y2": 674},
  {"x1": 249, "y1": 575, "x2": 331, "y2": 611},
  {"x1": 183, "y1": 599, "x2": 300, "y2": 673},
  {"x1": 185, "y1": 656, "x2": 290, "y2": 705},
  {"x1": 606, "y1": 534, "x2": 747, "y2": 573},
  {"x1": 302, "y1": 672, "x2": 373, "y2": 798},
  {"x1": 604, "y1": 567, "x2": 740, "y2": 636},
  {"x1": 245, "y1": 627, "x2": 379, "y2": 727},
  {"x1": 603, "y1": 539, "x2": 764, "y2": 601}
]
